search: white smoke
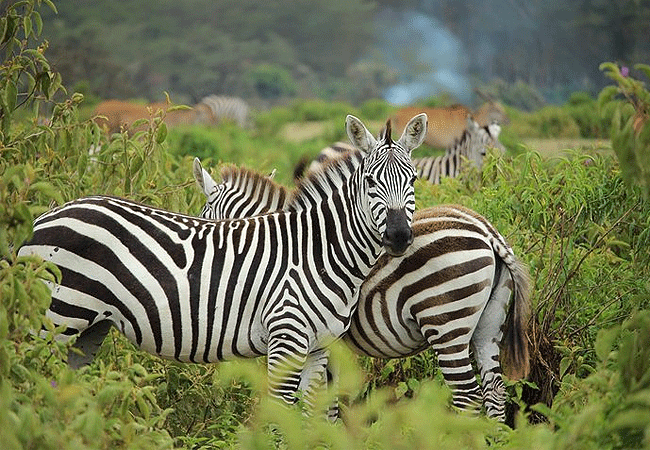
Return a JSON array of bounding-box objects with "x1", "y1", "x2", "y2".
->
[{"x1": 376, "y1": 9, "x2": 472, "y2": 105}]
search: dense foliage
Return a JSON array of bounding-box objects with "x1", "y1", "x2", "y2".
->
[{"x1": 2, "y1": 2, "x2": 650, "y2": 449}]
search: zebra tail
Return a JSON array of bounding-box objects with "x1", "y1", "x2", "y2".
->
[{"x1": 502, "y1": 258, "x2": 532, "y2": 380}]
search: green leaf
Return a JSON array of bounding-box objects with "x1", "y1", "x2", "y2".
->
[
  {"x1": 156, "y1": 122, "x2": 167, "y2": 144},
  {"x1": 43, "y1": 0, "x2": 58, "y2": 14},
  {"x1": 394, "y1": 381, "x2": 408, "y2": 399},
  {"x1": 23, "y1": 14, "x2": 32, "y2": 39},
  {"x1": 31, "y1": 11, "x2": 42, "y2": 36},
  {"x1": 559, "y1": 356, "x2": 572, "y2": 379},
  {"x1": 130, "y1": 156, "x2": 144, "y2": 176},
  {"x1": 4, "y1": 79, "x2": 17, "y2": 113}
]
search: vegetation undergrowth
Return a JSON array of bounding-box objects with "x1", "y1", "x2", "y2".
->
[{"x1": 1, "y1": 2, "x2": 650, "y2": 449}]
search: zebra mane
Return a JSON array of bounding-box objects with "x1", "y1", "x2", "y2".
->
[
  {"x1": 219, "y1": 164, "x2": 291, "y2": 198},
  {"x1": 289, "y1": 150, "x2": 364, "y2": 210}
]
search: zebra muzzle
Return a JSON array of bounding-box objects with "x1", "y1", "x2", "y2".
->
[{"x1": 382, "y1": 208, "x2": 413, "y2": 256}]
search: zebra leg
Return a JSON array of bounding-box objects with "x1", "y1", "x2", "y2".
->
[
  {"x1": 471, "y1": 265, "x2": 513, "y2": 421},
  {"x1": 325, "y1": 362, "x2": 340, "y2": 422},
  {"x1": 298, "y1": 348, "x2": 338, "y2": 419},
  {"x1": 266, "y1": 318, "x2": 310, "y2": 407},
  {"x1": 68, "y1": 320, "x2": 113, "y2": 369},
  {"x1": 434, "y1": 343, "x2": 484, "y2": 413}
]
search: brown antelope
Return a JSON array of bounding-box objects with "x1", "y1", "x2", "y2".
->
[
  {"x1": 92, "y1": 100, "x2": 215, "y2": 134},
  {"x1": 392, "y1": 98, "x2": 509, "y2": 148}
]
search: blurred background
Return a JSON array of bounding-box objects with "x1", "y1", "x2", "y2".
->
[{"x1": 39, "y1": 0, "x2": 650, "y2": 110}]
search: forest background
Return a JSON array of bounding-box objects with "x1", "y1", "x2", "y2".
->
[{"x1": 39, "y1": 0, "x2": 650, "y2": 109}]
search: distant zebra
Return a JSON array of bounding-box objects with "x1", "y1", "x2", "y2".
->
[
  {"x1": 294, "y1": 116, "x2": 502, "y2": 185},
  {"x1": 18, "y1": 114, "x2": 426, "y2": 410},
  {"x1": 194, "y1": 160, "x2": 531, "y2": 421},
  {"x1": 413, "y1": 117, "x2": 502, "y2": 184},
  {"x1": 199, "y1": 95, "x2": 250, "y2": 128}
]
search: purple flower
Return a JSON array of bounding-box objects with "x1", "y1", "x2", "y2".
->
[
  {"x1": 621, "y1": 66, "x2": 630, "y2": 77},
  {"x1": 50, "y1": 380, "x2": 57, "y2": 388}
]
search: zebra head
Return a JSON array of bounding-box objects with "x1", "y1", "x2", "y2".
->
[
  {"x1": 194, "y1": 158, "x2": 283, "y2": 220},
  {"x1": 460, "y1": 115, "x2": 504, "y2": 168},
  {"x1": 346, "y1": 113, "x2": 426, "y2": 256}
]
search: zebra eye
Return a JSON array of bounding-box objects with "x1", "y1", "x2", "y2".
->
[
  {"x1": 410, "y1": 174, "x2": 418, "y2": 185},
  {"x1": 365, "y1": 174, "x2": 377, "y2": 188}
]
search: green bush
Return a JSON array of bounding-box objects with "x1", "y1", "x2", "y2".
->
[
  {"x1": 564, "y1": 92, "x2": 609, "y2": 138},
  {"x1": 505, "y1": 105, "x2": 581, "y2": 139},
  {"x1": 599, "y1": 62, "x2": 650, "y2": 198}
]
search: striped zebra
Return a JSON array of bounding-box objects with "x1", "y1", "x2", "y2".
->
[
  {"x1": 194, "y1": 161, "x2": 531, "y2": 421},
  {"x1": 414, "y1": 116, "x2": 502, "y2": 184},
  {"x1": 294, "y1": 116, "x2": 503, "y2": 185},
  {"x1": 199, "y1": 95, "x2": 250, "y2": 128},
  {"x1": 18, "y1": 114, "x2": 427, "y2": 410}
]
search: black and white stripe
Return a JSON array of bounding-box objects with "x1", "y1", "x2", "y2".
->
[
  {"x1": 196, "y1": 160, "x2": 530, "y2": 421},
  {"x1": 19, "y1": 114, "x2": 426, "y2": 409},
  {"x1": 199, "y1": 95, "x2": 250, "y2": 128}
]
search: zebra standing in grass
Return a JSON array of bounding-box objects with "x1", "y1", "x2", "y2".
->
[
  {"x1": 194, "y1": 161, "x2": 531, "y2": 421},
  {"x1": 18, "y1": 114, "x2": 426, "y2": 409},
  {"x1": 199, "y1": 95, "x2": 250, "y2": 128},
  {"x1": 293, "y1": 116, "x2": 503, "y2": 185}
]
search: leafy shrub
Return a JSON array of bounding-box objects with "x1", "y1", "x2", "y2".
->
[
  {"x1": 480, "y1": 79, "x2": 546, "y2": 112},
  {"x1": 598, "y1": 62, "x2": 650, "y2": 198},
  {"x1": 565, "y1": 92, "x2": 609, "y2": 138},
  {"x1": 505, "y1": 105, "x2": 581, "y2": 139}
]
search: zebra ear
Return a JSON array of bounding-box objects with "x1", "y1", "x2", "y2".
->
[
  {"x1": 346, "y1": 115, "x2": 377, "y2": 153},
  {"x1": 193, "y1": 158, "x2": 218, "y2": 197},
  {"x1": 396, "y1": 113, "x2": 427, "y2": 153}
]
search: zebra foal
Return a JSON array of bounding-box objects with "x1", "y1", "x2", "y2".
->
[
  {"x1": 194, "y1": 160, "x2": 531, "y2": 421},
  {"x1": 18, "y1": 114, "x2": 427, "y2": 409}
]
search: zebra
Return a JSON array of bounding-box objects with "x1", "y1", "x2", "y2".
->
[
  {"x1": 199, "y1": 95, "x2": 250, "y2": 128},
  {"x1": 193, "y1": 161, "x2": 289, "y2": 220},
  {"x1": 413, "y1": 116, "x2": 502, "y2": 184},
  {"x1": 293, "y1": 116, "x2": 503, "y2": 185},
  {"x1": 193, "y1": 161, "x2": 531, "y2": 421},
  {"x1": 18, "y1": 113, "x2": 427, "y2": 411}
]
